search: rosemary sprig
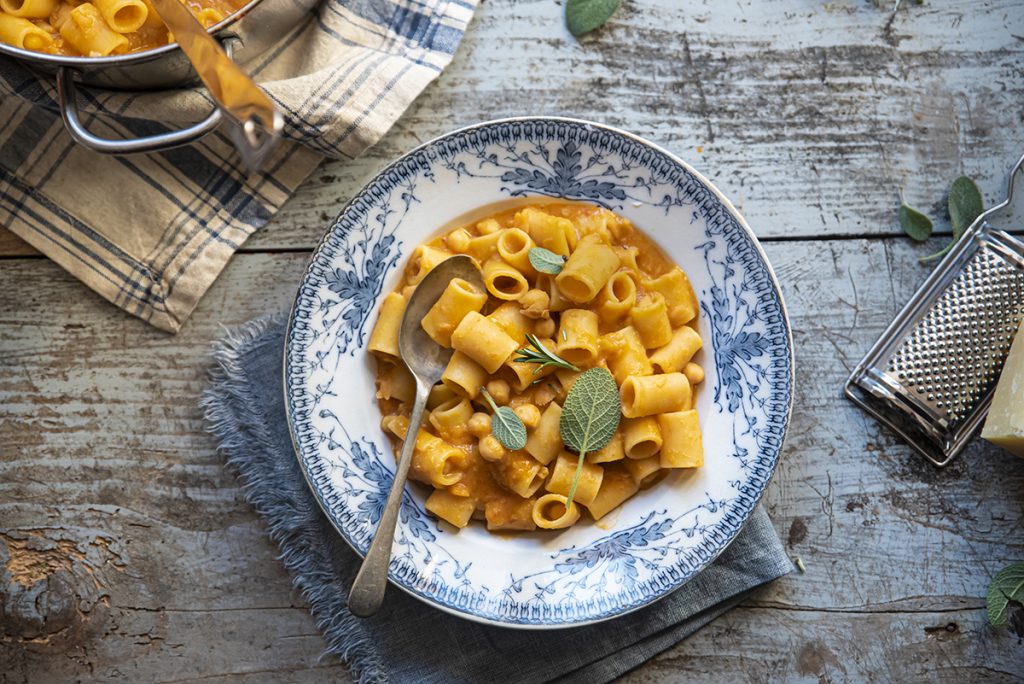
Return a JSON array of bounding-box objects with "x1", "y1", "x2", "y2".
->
[{"x1": 514, "y1": 333, "x2": 580, "y2": 374}]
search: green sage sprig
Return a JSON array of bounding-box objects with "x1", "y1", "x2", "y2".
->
[
  {"x1": 920, "y1": 176, "x2": 983, "y2": 263},
  {"x1": 566, "y1": 0, "x2": 621, "y2": 37},
  {"x1": 898, "y1": 202, "x2": 933, "y2": 242},
  {"x1": 481, "y1": 388, "x2": 527, "y2": 450},
  {"x1": 514, "y1": 334, "x2": 580, "y2": 374},
  {"x1": 987, "y1": 562, "x2": 1024, "y2": 628},
  {"x1": 558, "y1": 367, "x2": 621, "y2": 509},
  {"x1": 528, "y1": 247, "x2": 567, "y2": 275},
  {"x1": 898, "y1": 175, "x2": 984, "y2": 264}
]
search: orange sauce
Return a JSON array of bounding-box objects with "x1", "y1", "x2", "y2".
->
[
  {"x1": 7, "y1": 0, "x2": 244, "y2": 57},
  {"x1": 375, "y1": 202, "x2": 687, "y2": 531}
]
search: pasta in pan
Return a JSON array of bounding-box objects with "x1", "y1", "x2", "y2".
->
[
  {"x1": 370, "y1": 202, "x2": 705, "y2": 533},
  {"x1": 0, "y1": 0, "x2": 242, "y2": 55}
]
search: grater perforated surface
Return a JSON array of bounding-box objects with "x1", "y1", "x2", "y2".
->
[{"x1": 886, "y1": 248, "x2": 1024, "y2": 429}]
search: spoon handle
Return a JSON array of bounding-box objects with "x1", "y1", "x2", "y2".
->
[{"x1": 348, "y1": 380, "x2": 431, "y2": 617}]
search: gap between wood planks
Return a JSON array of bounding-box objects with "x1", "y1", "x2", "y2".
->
[{"x1": 4, "y1": 227, "x2": 1020, "y2": 260}]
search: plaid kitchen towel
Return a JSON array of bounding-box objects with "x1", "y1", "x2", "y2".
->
[
  {"x1": 201, "y1": 314, "x2": 794, "y2": 683},
  {"x1": 0, "y1": 0, "x2": 477, "y2": 333}
]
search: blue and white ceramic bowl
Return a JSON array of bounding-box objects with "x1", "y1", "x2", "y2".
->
[{"x1": 284, "y1": 117, "x2": 794, "y2": 628}]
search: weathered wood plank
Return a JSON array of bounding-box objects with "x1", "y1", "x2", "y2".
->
[
  {"x1": 2, "y1": 237, "x2": 1022, "y2": 681},
  {"x1": 4, "y1": 0, "x2": 1017, "y2": 258},
  {"x1": 624, "y1": 607, "x2": 1024, "y2": 683},
  {"x1": 0, "y1": 0, "x2": 1016, "y2": 259},
  {"x1": 236, "y1": 0, "x2": 1024, "y2": 250},
  {"x1": 0, "y1": 253, "x2": 341, "y2": 682}
]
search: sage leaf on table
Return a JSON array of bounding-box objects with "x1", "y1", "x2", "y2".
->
[
  {"x1": 949, "y1": 175, "x2": 984, "y2": 237},
  {"x1": 920, "y1": 176, "x2": 984, "y2": 263},
  {"x1": 898, "y1": 202, "x2": 933, "y2": 242},
  {"x1": 566, "y1": 0, "x2": 621, "y2": 37},
  {"x1": 481, "y1": 388, "x2": 527, "y2": 450},
  {"x1": 528, "y1": 247, "x2": 567, "y2": 275},
  {"x1": 559, "y1": 367, "x2": 621, "y2": 508},
  {"x1": 987, "y1": 562, "x2": 1024, "y2": 627}
]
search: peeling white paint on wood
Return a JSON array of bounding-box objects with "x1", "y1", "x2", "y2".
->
[
  {"x1": 2, "y1": 240, "x2": 1022, "y2": 680},
  {"x1": 2, "y1": 0, "x2": 1024, "y2": 680}
]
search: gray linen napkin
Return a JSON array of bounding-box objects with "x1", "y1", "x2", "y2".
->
[{"x1": 202, "y1": 315, "x2": 793, "y2": 683}]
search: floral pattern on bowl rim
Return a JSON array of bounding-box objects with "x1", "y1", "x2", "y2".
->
[{"x1": 284, "y1": 117, "x2": 794, "y2": 628}]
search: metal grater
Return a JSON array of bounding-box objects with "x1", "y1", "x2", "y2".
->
[{"x1": 845, "y1": 154, "x2": 1024, "y2": 466}]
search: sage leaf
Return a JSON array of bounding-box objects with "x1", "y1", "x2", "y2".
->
[
  {"x1": 899, "y1": 203, "x2": 933, "y2": 242},
  {"x1": 948, "y1": 175, "x2": 983, "y2": 239},
  {"x1": 987, "y1": 562, "x2": 1024, "y2": 627},
  {"x1": 481, "y1": 388, "x2": 527, "y2": 450},
  {"x1": 921, "y1": 176, "x2": 984, "y2": 263},
  {"x1": 559, "y1": 368, "x2": 621, "y2": 453},
  {"x1": 566, "y1": 0, "x2": 620, "y2": 37},
  {"x1": 528, "y1": 247, "x2": 567, "y2": 275},
  {"x1": 559, "y1": 367, "x2": 621, "y2": 507}
]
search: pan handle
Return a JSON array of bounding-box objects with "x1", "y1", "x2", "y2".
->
[{"x1": 55, "y1": 40, "x2": 238, "y2": 155}]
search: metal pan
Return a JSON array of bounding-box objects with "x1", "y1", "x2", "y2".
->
[{"x1": 0, "y1": 0, "x2": 316, "y2": 153}]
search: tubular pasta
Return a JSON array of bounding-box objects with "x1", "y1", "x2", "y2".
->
[
  {"x1": 483, "y1": 255, "x2": 529, "y2": 301},
  {"x1": 421, "y1": 277, "x2": 488, "y2": 347},
  {"x1": 370, "y1": 202, "x2": 706, "y2": 534},
  {"x1": 620, "y1": 373, "x2": 690, "y2": 418},
  {"x1": 532, "y1": 493, "x2": 580, "y2": 529},
  {"x1": 658, "y1": 410, "x2": 703, "y2": 468},
  {"x1": 650, "y1": 326, "x2": 703, "y2": 374},
  {"x1": 0, "y1": 12, "x2": 52, "y2": 48},
  {"x1": 555, "y1": 233, "x2": 619, "y2": 303}
]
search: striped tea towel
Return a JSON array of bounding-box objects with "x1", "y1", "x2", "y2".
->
[{"x1": 0, "y1": 0, "x2": 477, "y2": 332}]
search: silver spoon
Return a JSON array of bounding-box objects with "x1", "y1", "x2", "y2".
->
[{"x1": 348, "y1": 254, "x2": 485, "y2": 617}]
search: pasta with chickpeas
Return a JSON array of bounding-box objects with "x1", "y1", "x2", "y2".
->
[
  {"x1": 370, "y1": 202, "x2": 705, "y2": 533},
  {"x1": 0, "y1": 0, "x2": 243, "y2": 55}
]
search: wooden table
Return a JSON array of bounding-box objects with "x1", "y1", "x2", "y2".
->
[{"x1": 3, "y1": 1, "x2": 1024, "y2": 680}]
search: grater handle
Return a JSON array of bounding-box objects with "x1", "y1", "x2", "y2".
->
[{"x1": 974, "y1": 152, "x2": 1024, "y2": 232}]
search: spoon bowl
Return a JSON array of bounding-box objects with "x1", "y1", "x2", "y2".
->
[
  {"x1": 347, "y1": 254, "x2": 485, "y2": 617},
  {"x1": 398, "y1": 255, "x2": 485, "y2": 389}
]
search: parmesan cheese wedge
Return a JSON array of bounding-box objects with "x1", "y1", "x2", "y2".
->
[{"x1": 981, "y1": 319, "x2": 1024, "y2": 458}]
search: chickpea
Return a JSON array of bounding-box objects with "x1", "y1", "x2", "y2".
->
[
  {"x1": 478, "y1": 434, "x2": 507, "y2": 462},
  {"x1": 519, "y1": 289, "x2": 550, "y2": 319},
  {"x1": 485, "y1": 378, "x2": 511, "y2": 405},
  {"x1": 468, "y1": 412, "x2": 492, "y2": 438},
  {"x1": 513, "y1": 403, "x2": 541, "y2": 429},
  {"x1": 476, "y1": 218, "x2": 501, "y2": 235},
  {"x1": 684, "y1": 362, "x2": 704, "y2": 386},
  {"x1": 533, "y1": 317, "x2": 556, "y2": 339},
  {"x1": 445, "y1": 228, "x2": 472, "y2": 253}
]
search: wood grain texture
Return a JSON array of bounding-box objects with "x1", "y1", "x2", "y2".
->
[
  {"x1": 3, "y1": 0, "x2": 1024, "y2": 680},
  {"x1": 2, "y1": 0, "x2": 1020, "y2": 259},
  {"x1": 233, "y1": 0, "x2": 1024, "y2": 252},
  {"x1": 2, "y1": 239, "x2": 1022, "y2": 681}
]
